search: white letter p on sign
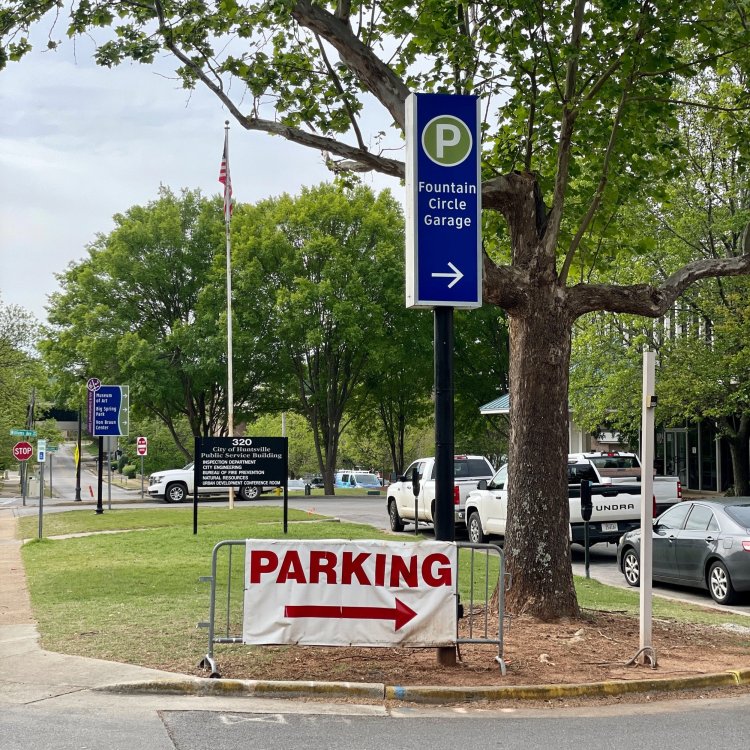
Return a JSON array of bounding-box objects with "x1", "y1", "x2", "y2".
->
[{"x1": 435, "y1": 124, "x2": 461, "y2": 158}]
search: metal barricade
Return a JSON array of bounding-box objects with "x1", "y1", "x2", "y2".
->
[{"x1": 198, "y1": 539, "x2": 510, "y2": 678}]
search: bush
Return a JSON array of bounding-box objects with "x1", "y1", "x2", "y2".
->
[
  {"x1": 117, "y1": 454, "x2": 129, "y2": 473},
  {"x1": 123, "y1": 464, "x2": 137, "y2": 479}
]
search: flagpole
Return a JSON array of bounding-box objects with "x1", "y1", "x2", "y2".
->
[{"x1": 222, "y1": 120, "x2": 235, "y2": 509}]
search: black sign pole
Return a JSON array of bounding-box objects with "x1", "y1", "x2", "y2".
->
[
  {"x1": 283, "y1": 437, "x2": 289, "y2": 535},
  {"x1": 434, "y1": 306, "x2": 455, "y2": 544},
  {"x1": 434, "y1": 306, "x2": 456, "y2": 668},
  {"x1": 193, "y1": 437, "x2": 200, "y2": 535},
  {"x1": 96, "y1": 436, "x2": 104, "y2": 514}
]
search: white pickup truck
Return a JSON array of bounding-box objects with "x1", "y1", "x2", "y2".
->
[
  {"x1": 386, "y1": 455, "x2": 495, "y2": 532},
  {"x1": 567, "y1": 451, "x2": 681, "y2": 514},
  {"x1": 464, "y1": 464, "x2": 648, "y2": 546}
]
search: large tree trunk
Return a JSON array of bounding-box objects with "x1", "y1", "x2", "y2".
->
[
  {"x1": 503, "y1": 286, "x2": 579, "y2": 619},
  {"x1": 726, "y1": 414, "x2": 750, "y2": 496}
]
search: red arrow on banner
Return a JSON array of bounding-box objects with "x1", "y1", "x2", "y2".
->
[{"x1": 284, "y1": 598, "x2": 417, "y2": 631}]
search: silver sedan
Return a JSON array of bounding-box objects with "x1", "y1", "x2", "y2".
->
[{"x1": 616, "y1": 498, "x2": 750, "y2": 605}]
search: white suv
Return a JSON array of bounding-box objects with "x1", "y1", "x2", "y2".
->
[{"x1": 147, "y1": 462, "x2": 272, "y2": 503}]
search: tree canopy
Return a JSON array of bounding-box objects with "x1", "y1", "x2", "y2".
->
[
  {"x1": 0, "y1": 296, "x2": 41, "y2": 470},
  {"x1": 6, "y1": 0, "x2": 750, "y2": 618},
  {"x1": 42, "y1": 187, "x2": 277, "y2": 456}
]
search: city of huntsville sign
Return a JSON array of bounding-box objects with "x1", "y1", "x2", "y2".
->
[
  {"x1": 243, "y1": 539, "x2": 458, "y2": 647},
  {"x1": 405, "y1": 93, "x2": 482, "y2": 309},
  {"x1": 195, "y1": 436, "x2": 287, "y2": 487}
]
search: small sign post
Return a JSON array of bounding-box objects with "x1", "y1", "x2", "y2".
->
[
  {"x1": 12, "y1": 441, "x2": 32, "y2": 507},
  {"x1": 87, "y1": 378, "x2": 129, "y2": 514},
  {"x1": 37, "y1": 440, "x2": 47, "y2": 539},
  {"x1": 136, "y1": 437, "x2": 148, "y2": 498}
]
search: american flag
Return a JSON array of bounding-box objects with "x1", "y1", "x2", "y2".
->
[{"x1": 219, "y1": 129, "x2": 232, "y2": 219}]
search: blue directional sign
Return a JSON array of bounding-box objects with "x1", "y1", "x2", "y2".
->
[
  {"x1": 89, "y1": 384, "x2": 130, "y2": 437},
  {"x1": 406, "y1": 93, "x2": 481, "y2": 309}
]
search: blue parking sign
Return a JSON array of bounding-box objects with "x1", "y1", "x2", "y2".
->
[{"x1": 406, "y1": 93, "x2": 482, "y2": 308}]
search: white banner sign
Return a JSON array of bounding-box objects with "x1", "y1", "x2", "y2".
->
[{"x1": 243, "y1": 539, "x2": 458, "y2": 647}]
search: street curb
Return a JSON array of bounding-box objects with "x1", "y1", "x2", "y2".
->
[
  {"x1": 97, "y1": 668, "x2": 750, "y2": 704},
  {"x1": 97, "y1": 678, "x2": 386, "y2": 701}
]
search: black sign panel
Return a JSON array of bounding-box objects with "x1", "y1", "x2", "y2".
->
[{"x1": 195, "y1": 437, "x2": 288, "y2": 487}]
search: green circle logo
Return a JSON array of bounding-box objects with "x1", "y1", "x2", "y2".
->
[{"x1": 421, "y1": 115, "x2": 473, "y2": 167}]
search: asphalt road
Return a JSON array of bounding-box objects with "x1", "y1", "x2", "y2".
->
[{"x1": 4, "y1": 691, "x2": 750, "y2": 750}]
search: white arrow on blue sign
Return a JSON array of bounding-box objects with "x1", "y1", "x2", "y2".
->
[{"x1": 405, "y1": 93, "x2": 482, "y2": 309}]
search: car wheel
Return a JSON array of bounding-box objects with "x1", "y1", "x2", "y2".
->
[
  {"x1": 239, "y1": 485, "x2": 260, "y2": 501},
  {"x1": 708, "y1": 560, "x2": 737, "y2": 605},
  {"x1": 468, "y1": 512, "x2": 488, "y2": 544},
  {"x1": 622, "y1": 548, "x2": 640, "y2": 587},
  {"x1": 166, "y1": 482, "x2": 187, "y2": 503},
  {"x1": 388, "y1": 500, "x2": 405, "y2": 532}
]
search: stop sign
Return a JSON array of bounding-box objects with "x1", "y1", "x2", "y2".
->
[
  {"x1": 136, "y1": 436, "x2": 148, "y2": 457},
  {"x1": 13, "y1": 441, "x2": 33, "y2": 462}
]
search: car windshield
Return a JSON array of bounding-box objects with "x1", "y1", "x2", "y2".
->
[
  {"x1": 183, "y1": 462, "x2": 194, "y2": 470},
  {"x1": 354, "y1": 474, "x2": 379, "y2": 484},
  {"x1": 588, "y1": 456, "x2": 639, "y2": 470},
  {"x1": 724, "y1": 503, "x2": 750, "y2": 529}
]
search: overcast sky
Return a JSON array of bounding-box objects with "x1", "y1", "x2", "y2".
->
[{"x1": 0, "y1": 30, "x2": 398, "y2": 323}]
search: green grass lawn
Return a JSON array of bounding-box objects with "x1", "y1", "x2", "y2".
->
[{"x1": 18, "y1": 507, "x2": 750, "y2": 673}]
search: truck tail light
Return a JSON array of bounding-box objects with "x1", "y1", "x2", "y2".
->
[
  {"x1": 742, "y1": 540, "x2": 750, "y2": 552},
  {"x1": 677, "y1": 480, "x2": 682, "y2": 500},
  {"x1": 453, "y1": 486, "x2": 460, "y2": 505}
]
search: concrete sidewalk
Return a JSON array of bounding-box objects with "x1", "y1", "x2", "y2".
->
[{"x1": 0, "y1": 507, "x2": 196, "y2": 705}]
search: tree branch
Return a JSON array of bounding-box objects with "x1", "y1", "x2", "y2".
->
[
  {"x1": 291, "y1": 0, "x2": 410, "y2": 129},
  {"x1": 482, "y1": 253, "x2": 531, "y2": 313},
  {"x1": 153, "y1": 5, "x2": 405, "y2": 178},
  {"x1": 568, "y1": 254, "x2": 750, "y2": 319},
  {"x1": 543, "y1": 0, "x2": 586, "y2": 258},
  {"x1": 559, "y1": 85, "x2": 629, "y2": 284}
]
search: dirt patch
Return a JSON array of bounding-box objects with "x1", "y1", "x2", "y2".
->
[{"x1": 181, "y1": 608, "x2": 750, "y2": 699}]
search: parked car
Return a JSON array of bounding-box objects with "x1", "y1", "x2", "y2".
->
[
  {"x1": 466, "y1": 463, "x2": 644, "y2": 545},
  {"x1": 568, "y1": 451, "x2": 682, "y2": 514},
  {"x1": 287, "y1": 478, "x2": 306, "y2": 491},
  {"x1": 334, "y1": 471, "x2": 382, "y2": 490},
  {"x1": 616, "y1": 498, "x2": 750, "y2": 604},
  {"x1": 387, "y1": 455, "x2": 495, "y2": 530},
  {"x1": 147, "y1": 462, "x2": 273, "y2": 503}
]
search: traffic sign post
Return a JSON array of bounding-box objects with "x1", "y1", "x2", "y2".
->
[
  {"x1": 87, "y1": 378, "x2": 130, "y2": 514},
  {"x1": 405, "y1": 93, "x2": 481, "y2": 668},
  {"x1": 12, "y1": 441, "x2": 33, "y2": 507},
  {"x1": 136, "y1": 437, "x2": 148, "y2": 499}
]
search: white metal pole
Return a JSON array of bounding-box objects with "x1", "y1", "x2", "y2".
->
[
  {"x1": 639, "y1": 349, "x2": 656, "y2": 665},
  {"x1": 224, "y1": 121, "x2": 235, "y2": 510}
]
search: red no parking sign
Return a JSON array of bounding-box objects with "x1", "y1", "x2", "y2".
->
[{"x1": 136, "y1": 436, "x2": 148, "y2": 456}]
